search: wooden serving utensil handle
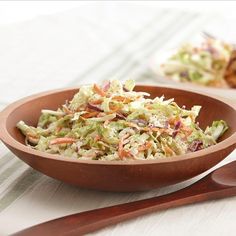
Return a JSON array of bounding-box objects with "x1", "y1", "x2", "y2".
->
[{"x1": 13, "y1": 174, "x2": 236, "y2": 236}]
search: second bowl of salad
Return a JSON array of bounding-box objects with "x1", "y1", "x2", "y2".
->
[{"x1": 150, "y1": 36, "x2": 236, "y2": 100}]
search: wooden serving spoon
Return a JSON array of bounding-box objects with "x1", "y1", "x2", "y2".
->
[{"x1": 13, "y1": 161, "x2": 236, "y2": 236}]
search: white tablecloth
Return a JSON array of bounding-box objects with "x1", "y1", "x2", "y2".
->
[{"x1": 0, "y1": 4, "x2": 235, "y2": 236}]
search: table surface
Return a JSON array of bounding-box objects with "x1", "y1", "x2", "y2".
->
[{"x1": 0, "y1": 4, "x2": 235, "y2": 236}]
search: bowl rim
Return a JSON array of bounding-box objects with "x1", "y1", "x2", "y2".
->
[{"x1": 0, "y1": 84, "x2": 235, "y2": 166}]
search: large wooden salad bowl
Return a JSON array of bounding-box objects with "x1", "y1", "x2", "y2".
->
[{"x1": 0, "y1": 85, "x2": 235, "y2": 192}]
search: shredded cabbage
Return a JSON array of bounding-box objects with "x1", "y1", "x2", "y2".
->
[{"x1": 16, "y1": 80, "x2": 228, "y2": 161}]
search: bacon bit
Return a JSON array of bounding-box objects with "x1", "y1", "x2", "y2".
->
[
  {"x1": 138, "y1": 141, "x2": 152, "y2": 152},
  {"x1": 118, "y1": 134, "x2": 130, "y2": 159},
  {"x1": 50, "y1": 137, "x2": 76, "y2": 145},
  {"x1": 81, "y1": 111, "x2": 99, "y2": 119},
  {"x1": 93, "y1": 84, "x2": 106, "y2": 97}
]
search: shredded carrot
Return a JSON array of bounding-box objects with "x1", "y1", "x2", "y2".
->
[
  {"x1": 112, "y1": 96, "x2": 125, "y2": 101},
  {"x1": 163, "y1": 145, "x2": 175, "y2": 156},
  {"x1": 123, "y1": 98, "x2": 132, "y2": 104},
  {"x1": 27, "y1": 133, "x2": 37, "y2": 138},
  {"x1": 85, "y1": 107, "x2": 91, "y2": 112},
  {"x1": 140, "y1": 127, "x2": 150, "y2": 132},
  {"x1": 182, "y1": 126, "x2": 193, "y2": 137},
  {"x1": 28, "y1": 136, "x2": 39, "y2": 143},
  {"x1": 168, "y1": 117, "x2": 180, "y2": 126},
  {"x1": 27, "y1": 134, "x2": 39, "y2": 144},
  {"x1": 85, "y1": 107, "x2": 95, "y2": 112},
  {"x1": 109, "y1": 103, "x2": 121, "y2": 112},
  {"x1": 138, "y1": 141, "x2": 152, "y2": 152},
  {"x1": 50, "y1": 137, "x2": 76, "y2": 145},
  {"x1": 81, "y1": 111, "x2": 99, "y2": 118},
  {"x1": 152, "y1": 127, "x2": 170, "y2": 134},
  {"x1": 121, "y1": 150, "x2": 133, "y2": 159},
  {"x1": 151, "y1": 127, "x2": 161, "y2": 132},
  {"x1": 90, "y1": 99, "x2": 103, "y2": 105},
  {"x1": 112, "y1": 96, "x2": 131, "y2": 103},
  {"x1": 145, "y1": 104, "x2": 153, "y2": 109},
  {"x1": 118, "y1": 134, "x2": 130, "y2": 159},
  {"x1": 93, "y1": 84, "x2": 106, "y2": 97}
]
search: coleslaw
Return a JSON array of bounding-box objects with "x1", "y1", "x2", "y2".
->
[
  {"x1": 17, "y1": 80, "x2": 228, "y2": 161},
  {"x1": 161, "y1": 37, "x2": 234, "y2": 87}
]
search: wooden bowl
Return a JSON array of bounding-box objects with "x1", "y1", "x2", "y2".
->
[{"x1": 0, "y1": 85, "x2": 235, "y2": 192}]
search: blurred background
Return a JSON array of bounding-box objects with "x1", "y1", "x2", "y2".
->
[
  {"x1": 0, "y1": 0, "x2": 236, "y2": 107},
  {"x1": 1, "y1": 1, "x2": 236, "y2": 25}
]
